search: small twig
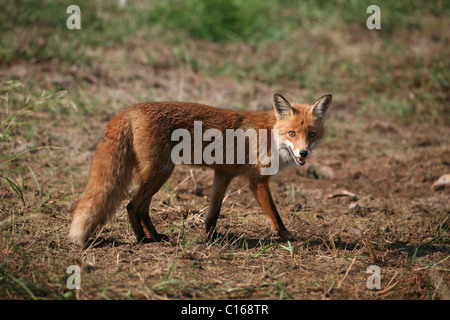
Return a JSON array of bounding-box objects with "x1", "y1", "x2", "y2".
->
[
  {"x1": 362, "y1": 230, "x2": 377, "y2": 263},
  {"x1": 337, "y1": 256, "x2": 356, "y2": 288},
  {"x1": 321, "y1": 234, "x2": 339, "y2": 258},
  {"x1": 327, "y1": 189, "x2": 358, "y2": 201},
  {"x1": 171, "y1": 174, "x2": 191, "y2": 192},
  {"x1": 222, "y1": 184, "x2": 248, "y2": 204},
  {"x1": 385, "y1": 271, "x2": 398, "y2": 288},
  {"x1": 190, "y1": 169, "x2": 197, "y2": 191},
  {"x1": 377, "y1": 281, "x2": 398, "y2": 295}
]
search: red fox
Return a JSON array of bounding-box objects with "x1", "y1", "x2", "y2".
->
[{"x1": 69, "y1": 93, "x2": 331, "y2": 245}]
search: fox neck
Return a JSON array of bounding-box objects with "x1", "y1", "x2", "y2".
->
[{"x1": 277, "y1": 147, "x2": 296, "y2": 171}]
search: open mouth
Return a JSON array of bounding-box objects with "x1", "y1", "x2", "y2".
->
[{"x1": 287, "y1": 147, "x2": 306, "y2": 166}]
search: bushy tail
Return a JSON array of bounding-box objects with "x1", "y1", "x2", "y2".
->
[{"x1": 69, "y1": 115, "x2": 135, "y2": 245}]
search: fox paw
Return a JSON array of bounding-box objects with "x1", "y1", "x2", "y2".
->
[
  {"x1": 278, "y1": 229, "x2": 301, "y2": 242},
  {"x1": 140, "y1": 233, "x2": 170, "y2": 243}
]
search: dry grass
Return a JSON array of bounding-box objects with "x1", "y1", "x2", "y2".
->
[{"x1": 0, "y1": 0, "x2": 449, "y2": 300}]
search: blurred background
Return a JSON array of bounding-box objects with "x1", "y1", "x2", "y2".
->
[{"x1": 1, "y1": 0, "x2": 448, "y2": 120}]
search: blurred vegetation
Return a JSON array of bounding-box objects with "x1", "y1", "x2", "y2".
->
[
  {"x1": 1, "y1": 0, "x2": 449, "y2": 60},
  {"x1": 0, "y1": 0, "x2": 449, "y2": 124}
]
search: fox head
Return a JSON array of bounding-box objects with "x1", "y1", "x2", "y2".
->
[{"x1": 273, "y1": 93, "x2": 332, "y2": 167}]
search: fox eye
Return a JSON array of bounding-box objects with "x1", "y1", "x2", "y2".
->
[
  {"x1": 288, "y1": 131, "x2": 296, "y2": 138},
  {"x1": 308, "y1": 132, "x2": 316, "y2": 139}
]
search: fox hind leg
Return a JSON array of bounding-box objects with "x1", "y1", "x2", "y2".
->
[{"x1": 127, "y1": 166, "x2": 174, "y2": 243}]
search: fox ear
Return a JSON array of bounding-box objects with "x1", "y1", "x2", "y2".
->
[
  {"x1": 273, "y1": 94, "x2": 294, "y2": 119},
  {"x1": 312, "y1": 94, "x2": 332, "y2": 120}
]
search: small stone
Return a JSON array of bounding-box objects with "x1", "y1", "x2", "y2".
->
[
  {"x1": 305, "y1": 164, "x2": 334, "y2": 179},
  {"x1": 431, "y1": 174, "x2": 450, "y2": 191}
]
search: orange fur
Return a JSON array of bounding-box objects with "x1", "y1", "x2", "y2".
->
[{"x1": 68, "y1": 94, "x2": 331, "y2": 245}]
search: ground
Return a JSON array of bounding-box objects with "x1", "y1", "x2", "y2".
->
[{"x1": 0, "y1": 1, "x2": 448, "y2": 300}]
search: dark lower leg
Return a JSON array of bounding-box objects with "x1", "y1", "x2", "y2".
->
[{"x1": 205, "y1": 171, "x2": 235, "y2": 238}]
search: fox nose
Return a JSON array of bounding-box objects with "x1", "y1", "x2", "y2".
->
[{"x1": 299, "y1": 150, "x2": 309, "y2": 158}]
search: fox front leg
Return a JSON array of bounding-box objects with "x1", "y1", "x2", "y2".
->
[{"x1": 249, "y1": 178, "x2": 300, "y2": 242}]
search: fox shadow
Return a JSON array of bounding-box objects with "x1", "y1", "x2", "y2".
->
[
  {"x1": 201, "y1": 231, "x2": 449, "y2": 262},
  {"x1": 81, "y1": 230, "x2": 449, "y2": 262}
]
